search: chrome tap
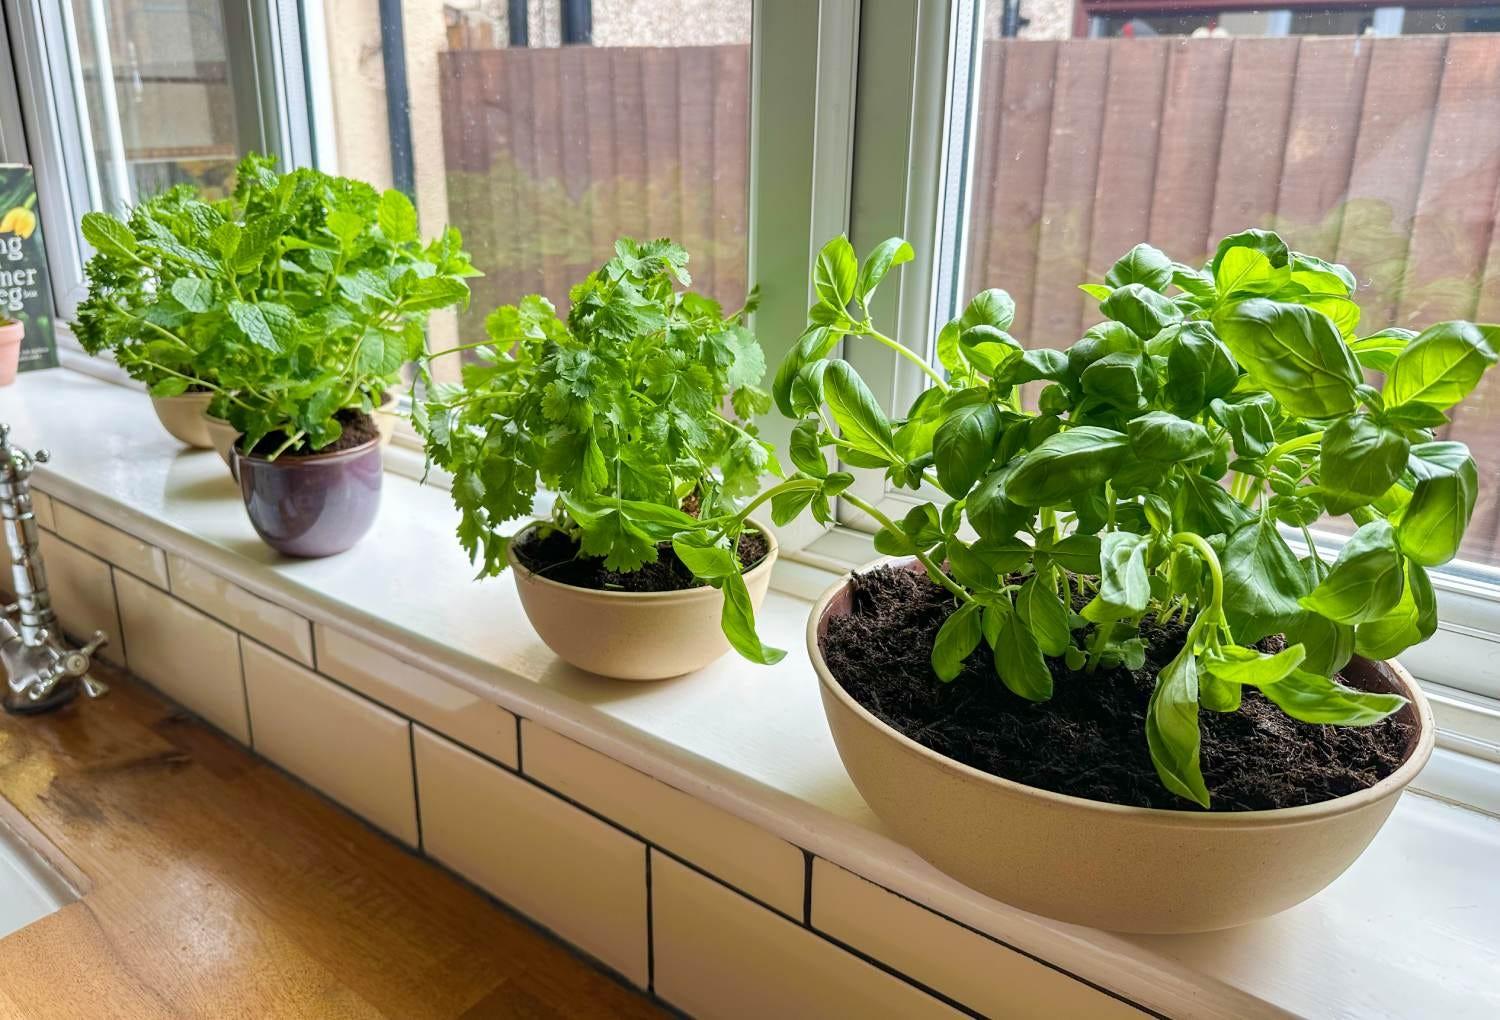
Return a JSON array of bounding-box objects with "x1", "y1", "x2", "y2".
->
[{"x1": 0, "y1": 423, "x2": 107, "y2": 715}]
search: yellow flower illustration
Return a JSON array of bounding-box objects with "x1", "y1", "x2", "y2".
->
[{"x1": 0, "y1": 207, "x2": 36, "y2": 238}]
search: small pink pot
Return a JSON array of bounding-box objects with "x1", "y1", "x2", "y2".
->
[{"x1": 0, "y1": 319, "x2": 24, "y2": 386}]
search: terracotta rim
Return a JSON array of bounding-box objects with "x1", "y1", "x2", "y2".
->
[
  {"x1": 506, "y1": 517, "x2": 778, "y2": 604},
  {"x1": 807, "y1": 558, "x2": 1435, "y2": 828},
  {"x1": 234, "y1": 434, "x2": 382, "y2": 467}
]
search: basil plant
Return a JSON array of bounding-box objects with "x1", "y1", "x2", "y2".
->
[
  {"x1": 75, "y1": 154, "x2": 477, "y2": 458},
  {"x1": 414, "y1": 238, "x2": 838, "y2": 665},
  {"x1": 777, "y1": 230, "x2": 1496, "y2": 807}
]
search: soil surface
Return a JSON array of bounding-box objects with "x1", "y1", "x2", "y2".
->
[
  {"x1": 514, "y1": 525, "x2": 769, "y2": 593},
  {"x1": 249, "y1": 409, "x2": 380, "y2": 458},
  {"x1": 820, "y1": 566, "x2": 1414, "y2": 812}
]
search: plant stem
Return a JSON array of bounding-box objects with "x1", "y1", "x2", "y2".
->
[
  {"x1": 424, "y1": 337, "x2": 529, "y2": 361},
  {"x1": 723, "y1": 476, "x2": 822, "y2": 529},
  {"x1": 841, "y1": 491, "x2": 972, "y2": 604},
  {"x1": 267, "y1": 430, "x2": 306, "y2": 461},
  {"x1": 1266, "y1": 430, "x2": 1324, "y2": 464},
  {"x1": 1170, "y1": 531, "x2": 1224, "y2": 624},
  {"x1": 861, "y1": 327, "x2": 950, "y2": 392}
]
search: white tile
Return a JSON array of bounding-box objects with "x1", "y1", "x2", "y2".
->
[
  {"x1": 242, "y1": 639, "x2": 417, "y2": 846},
  {"x1": 169, "y1": 554, "x2": 313, "y2": 666},
  {"x1": 522, "y1": 721, "x2": 803, "y2": 917},
  {"x1": 812, "y1": 859, "x2": 1142, "y2": 1018},
  {"x1": 414, "y1": 727, "x2": 647, "y2": 986},
  {"x1": 52, "y1": 502, "x2": 168, "y2": 587},
  {"x1": 35, "y1": 532, "x2": 124, "y2": 667},
  {"x1": 114, "y1": 570, "x2": 247, "y2": 742},
  {"x1": 652, "y1": 853, "x2": 961, "y2": 1020},
  {"x1": 315, "y1": 625, "x2": 517, "y2": 767}
]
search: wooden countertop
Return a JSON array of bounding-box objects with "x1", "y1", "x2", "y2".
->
[{"x1": 0, "y1": 663, "x2": 663, "y2": 1019}]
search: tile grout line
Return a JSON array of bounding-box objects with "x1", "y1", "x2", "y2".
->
[
  {"x1": 802, "y1": 849, "x2": 814, "y2": 927},
  {"x1": 408, "y1": 722, "x2": 424, "y2": 853},
  {"x1": 645, "y1": 847, "x2": 656, "y2": 995},
  {"x1": 236, "y1": 634, "x2": 254, "y2": 749}
]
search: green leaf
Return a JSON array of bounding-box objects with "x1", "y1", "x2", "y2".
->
[
  {"x1": 813, "y1": 236, "x2": 858, "y2": 312},
  {"x1": 80, "y1": 211, "x2": 137, "y2": 259},
  {"x1": 932, "y1": 402, "x2": 1000, "y2": 497},
  {"x1": 378, "y1": 189, "x2": 420, "y2": 244},
  {"x1": 773, "y1": 327, "x2": 838, "y2": 417},
  {"x1": 959, "y1": 289, "x2": 1016, "y2": 332},
  {"x1": 1017, "y1": 573, "x2": 1071, "y2": 657},
  {"x1": 1283, "y1": 609, "x2": 1355, "y2": 676},
  {"x1": 671, "y1": 532, "x2": 740, "y2": 580},
  {"x1": 1397, "y1": 445, "x2": 1478, "y2": 566},
  {"x1": 1355, "y1": 560, "x2": 1438, "y2": 660},
  {"x1": 1127, "y1": 410, "x2": 1212, "y2": 464},
  {"x1": 1005, "y1": 426, "x2": 1131, "y2": 507},
  {"x1": 1146, "y1": 645, "x2": 1210, "y2": 808},
  {"x1": 1214, "y1": 298, "x2": 1361, "y2": 418},
  {"x1": 148, "y1": 376, "x2": 189, "y2": 398},
  {"x1": 856, "y1": 237, "x2": 914, "y2": 306},
  {"x1": 1043, "y1": 533, "x2": 1102, "y2": 575},
  {"x1": 984, "y1": 599, "x2": 1052, "y2": 702},
  {"x1": 770, "y1": 485, "x2": 818, "y2": 527},
  {"x1": 931, "y1": 601, "x2": 983, "y2": 682},
  {"x1": 1221, "y1": 516, "x2": 1308, "y2": 643},
  {"x1": 1319, "y1": 413, "x2": 1409, "y2": 514},
  {"x1": 720, "y1": 572, "x2": 785, "y2": 665},
  {"x1": 958, "y1": 325, "x2": 1023, "y2": 377},
  {"x1": 1090, "y1": 532, "x2": 1150, "y2": 619},
  {"x1": 788, "y1": 419, "x2": 828, "y2": 478},
  {"x1": 1173, "y1": 471, "x2": 1252, "y2": 537},
  {"x1": 823, "y1": 361, "x2": 900, "y2": 465},
  {"x1": 170, "y1": 277, "x2": 214, "y2": 313},
  {"x1": 227, "y1": 300, "x2": 279, "y2": 350},
  {"x1": 1101, "y1": 283, "x2": 1184, "y2": 339},
  {"x1": 403, "y1": 276, "x2": 471, "y2": 313},
  {"x1": 1105, "y1": 243, "x2": 1173, "y2": 292},
  {"x1": 1202, "y1": 643, "x2": 1306, "y2": 688},
  {"x1": 1261, "y1": 669, "x2": 1407, "y2": 726},
  {"x1": 1157, "y1": 322, "x2": 1239, "y2": 416},
  {"x1": 1299, "y1": 520, "x2": 1405, "y2": 624},
  {"x1": 1383, "y1": 321, "x2": 1499, "y2": 411}
]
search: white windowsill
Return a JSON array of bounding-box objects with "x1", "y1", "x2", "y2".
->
[{"x1": 4, "y1": 367, "x2": 1499, "y2": 1019}]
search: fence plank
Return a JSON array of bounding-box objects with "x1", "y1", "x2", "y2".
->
[
  {"x1": 712, "y1": 44, "x2": 752, "y2": 307},
  {"x1": 1272, "y1": 37, "x2": 1372, "y2": 257},
  {"x1": 1030, "y1": 39, "x2": 1111, "y2": 346},
  {"x1": 969, "y1": 40, "x2": 1055, "y2": 342},
  {"x1": 677, "y1": 47, "x2": 718, "y2": 300},
  {"x1": 1206, "y1": 37, "x2": 1301, "y2": 247},
  {"x1": 1080, "y1": 37, "x2": 1169, "y2": 327},
  {"x1": 1147, "y1": 37, "x2": 1233, "y2": 267},
  {"x1": 1335, "y1": 36, "x2": 1448, "y2": 325}
]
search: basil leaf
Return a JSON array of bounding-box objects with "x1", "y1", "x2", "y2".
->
[
  {"x1": 856, "y1": 237, "x2": 914, "y2": 307},
  {"x1": 1146, "y1": 646, "x2": 1210, "y2": 808},
  {"x1": 1088, "y1": 532, "x2": 1151, "y2": 619},
  {"x1": 1283, "y1": 609, "x2": 1355, "y2": 676},
  {"x1": 1221, "y1": 515, "x2": 1308, "y2": 643},
  {"x1": 1202, "y1": 643, "x2": 1306, "y2": 688},
  {"x1": 1260, "y1": 669, "x2": 1407, "y2": 726},
  {"x1": 1017, "y1": 573, "x2": 1071, "y2": 657},
  {"x1": 813, "y1": 236, "x2": 858, "y2": 312},
  {"x1": 1101, "y1": 283, "x2": 1185, "y2": 339},
  {"x1": 1005, "y1": 426, "x2": 1131, "y2": 506},
  {"x1": 1214, "y1": 298, "x2": 1361, "y2": 418},
  {"x1": 1157, "y1": 322, "x2": 1239, "y2": 416},
  {"x1": 984, "y1": 599, "x2": 1052, "y2": 702},
  {"x1": 1105, "y1": 242, "x2": 1173, "y2": 292},
  {"x1": 1319, "y1": 413, "x2": 1409, "y2": 514},
  {"x1": 720, "y1": 572, "x2": 785, "y2": 665},
  {"x1": 1383, "y1": 321, "x2": 1499, "y2": 411},
  {"x1": 1127, "y1": 410, "x2": 1212, "y2": 463},
  {"x1": 823, "y1": 360, "x2": 900, "y2": 465},
  {"x1": 1397, "y1": 447, "x2": 1478, "y2": 566},
  {"x1": 773, "y1": 326, "x2": 838, "y2": 416},
  {"x1": 933, "y1": 402, "x2": 1001, "y2": 497},
  {"x1": 1299, "y1": 520, "x2": 1405, "y2": 624},
  {"x1": 931, "y1": 601, "x2": 983, "y2": 682},
  {"x1": 1355, "y1": 560, "x2": 1438, "y2": 661},
  {"x1": 959, "y1": 288, "x2": 1016, "y2": 332},
  {"x1": 788, "y1": 419, "x2": 828, "y2": 478}
]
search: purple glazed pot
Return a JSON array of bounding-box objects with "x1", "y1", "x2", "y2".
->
[{"x1": 233, "y1": 438, "x2": 383, "y2": 557}]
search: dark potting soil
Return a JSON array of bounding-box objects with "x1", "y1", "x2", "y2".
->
[
  {"x1": 513, "y1": 526, "x2": 770, "y2": 593},
  {"x1": 248, "y1": 409, "x2": 380, "y2": 458},
  {"x1": 821, "y1": 566, "x2": 1415, "y2": 812}
]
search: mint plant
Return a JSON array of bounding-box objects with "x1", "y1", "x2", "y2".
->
[
  {"x1": 415, "y1": 238, "x2": 842, "y2": 664},
  {"x1": 75, "y1": 154, "x2": 477, "y2": 457},
  {"x1": 781, "y1": 230, "x2": 1496, "y2": 807}
]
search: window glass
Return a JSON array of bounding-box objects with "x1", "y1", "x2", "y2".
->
[
  {"x1": 962, "y1": 1, "x2": 1500, "y2": 567},
  {"x1": 313, "y1": 0, "x2": 755, "y2": 364},
  {"x1": 69, "y1": 0, "x2": 245, "y2": 207}
]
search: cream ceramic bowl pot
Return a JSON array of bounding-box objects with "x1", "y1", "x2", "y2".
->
[
  {"x1": 808, "y1": 559, "x2": 1434, "y2": 935},
  {"x1": 507, "y1": 519, "x2": 778, "y2": 681},
  {"x1": 151, "y1": 392, "x2": 215, "y2": 448}
]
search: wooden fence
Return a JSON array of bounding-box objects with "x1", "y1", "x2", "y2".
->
[{"x1": 438, "y1": 35, "x2": 1500, "y2": 563}]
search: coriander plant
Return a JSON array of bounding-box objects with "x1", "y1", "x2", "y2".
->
[
  {"x1": 75, "y1": 154, "x2": 477, "y2": 457},
  {"x1": 780, "y1": 230, "x2": 1496, "y2": 807},
  {"x1": 414, "y1": 238, "x2": 842, "y2": 664}
]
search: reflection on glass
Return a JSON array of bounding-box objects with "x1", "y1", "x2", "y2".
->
[
  {"x1": 69, "y1": 0, "x2": 243, "y2": 208},
  {"x1": 963, "y1": 4, "x2": 1500, "y2": 565}
]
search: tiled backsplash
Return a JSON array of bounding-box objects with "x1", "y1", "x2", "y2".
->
[{"x1": 7, "y1": 491, "x2": 1148, "y2": 1020}]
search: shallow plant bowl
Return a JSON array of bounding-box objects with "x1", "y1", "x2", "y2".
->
[
  {"x1": 507, "y1": 519, "x2": 778, "y2": 681},
  {"x1": 151, "y1": 392, "x2": 214, "y2": 449},
  {"x1": 808, "y1": 558, "x2": 1434, "y2": 934},
  {"x1": 233, "y1": 437, "x2": 382, "y2": 558}
]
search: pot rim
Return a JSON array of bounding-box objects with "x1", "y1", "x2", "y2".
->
[
  {"x1": 505, "y1": 516, "x2": 779, "y2": 604},
  {"x1": 808, "y1": 556, "x2": 1435, "y2": 827},
  {"x1": 152, "y1": 390, "x2": 213, "y2": 404},
  {"x1": 233, "y1": 433, "x2": 383, "y2": 467}
]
